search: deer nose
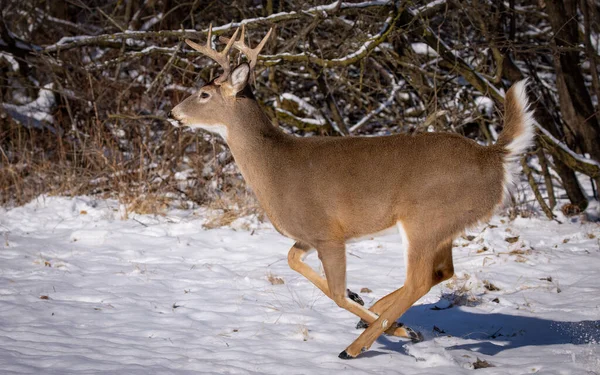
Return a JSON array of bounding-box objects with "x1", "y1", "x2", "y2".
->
[{"x1": 167, "y1": 110, "x2": 173, "y2": 118}]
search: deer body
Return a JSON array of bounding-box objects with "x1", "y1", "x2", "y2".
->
[
  {"x1": 170, "y1": 26, "x2": 535, "y2": 359},
  {"x1": 221, "y1": 105, "x2": 505, "y2": 245}
]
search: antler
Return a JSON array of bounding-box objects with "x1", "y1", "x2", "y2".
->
[
  {"x1": 219, "y1": 24, "x2": 273, "y2": 71},
  {"x1": 185, "y1": 24, "x2": 240, "y2": 84}
]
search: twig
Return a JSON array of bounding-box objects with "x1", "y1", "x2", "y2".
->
[
  {"x1": 350, "y1": 65, "x2": 402, "y2": 133},
  {"x1": 536, "y1": 145, "x2": 556, "y2": 210},
  {"x1": 43, "y1": 1, "x2": 393, "y2": 53},
  {"x1": 262, "y1": 9, "x2": 399, "y2": 68},
  {"x1": 146, "y1": 41, "x2": 182, "y2": 94},
  {"x1": 522, "y1": 158, "x2": 554, "y2": 219}
]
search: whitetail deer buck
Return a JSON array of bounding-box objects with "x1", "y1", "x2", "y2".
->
[{"x1": 169, "y1": 25, "x2": 536, "y2": 359}]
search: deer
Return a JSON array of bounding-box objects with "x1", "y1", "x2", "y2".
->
[{"x1": 168, "y1": 25, "x2": 536, "y2": 359}]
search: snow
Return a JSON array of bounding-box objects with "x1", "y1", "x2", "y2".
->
[
  {"x1": 416, "y1": 0, "x2": 446, "y2": 13},
  {"x1": 280, "y1": 93, "x2": 320, "y2": 118},
  {"x1": 2, "y1": 83, "x2": 56, "y2": 131},
  {"x1": 278, "y1": 93, "x2": 326, "y2": 126},
  {"x1": 141, "y1": 13, "x2": 163, "y2": 31},
  {"x1": 474, "y1": 96, "x2": 494, "y2": 117},
  {"x1": 411, "y1": 43, "x2": 439, "y2": 57},
  {"x1": 0, "y1": 52, "x2": 20, "y2": 71},
  {"x1": 0, "y1": 196, "x2": 599, "y2": 374}
]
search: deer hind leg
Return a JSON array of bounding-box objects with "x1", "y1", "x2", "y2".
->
[
  {"x1": 287, "y1": 242, "x2": 378, "y2": 324},
  {"x1": 340, "y1": 239, "x2": 454, "y2": 359},
  {"x1": 368, "y1": 240, "x2": 453, "y2": 315},
  {"x1": 356, "y1": 240, "x2": 454, "y2": 339}
]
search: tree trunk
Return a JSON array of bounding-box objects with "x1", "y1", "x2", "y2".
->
[{"x1": 545, "y1": 0, "x2": 600, "y2": 167}]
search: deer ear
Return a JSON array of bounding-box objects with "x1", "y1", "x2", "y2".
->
[{"x1": 223, "y1": 63, "x2": 250, "y2": 97}]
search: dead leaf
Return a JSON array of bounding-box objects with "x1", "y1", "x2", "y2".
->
[
  {"x1": 483, "y1": 280, "x2": 500, "y2": 291},
  {"x1": 473, "y1": 358, "x2": 494, "y2": 369},
  {"x1": 267, "y1": 273, "x2": 284, "y2": 285}
]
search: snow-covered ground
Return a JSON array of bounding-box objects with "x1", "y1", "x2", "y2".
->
[{"x1": 1, "y1": 196, "x2": 599, "y2": 374}]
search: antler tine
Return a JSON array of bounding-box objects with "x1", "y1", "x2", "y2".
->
[
  {"x1": 220, "y1": 24, "x2": 273, "y2": 71},
  {"x1": 185, "y1": 24, "x2": 240, "y2": 84}
]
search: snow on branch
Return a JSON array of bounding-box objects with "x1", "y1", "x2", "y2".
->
[
  {"x1": 0, "y1": 52, "x2": 19, "y2": 71},
  {"x1": 2, "y1": 83, "x2": 59, "y2": 134},
  {"x1": 277, "y1": 93, "x2": 327, "y2": 127},
  {"x1": 43, "y1": 1, "x2": 392, "y2": 53},
  {"x1": 85, "y1": 46, "x2": 180, "y2": 70},
  {"x1": 350, "y1": 82, "x2": 402, "y2": 133},
  {"x1": 276, "y1": 108, "x2": 328, "y2": 127},
  {"x1": 535, "y1": 121, "x2": 600, "y2": 177}
]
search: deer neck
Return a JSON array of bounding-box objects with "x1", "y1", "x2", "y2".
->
[{"x1": 223, "y1": 100, "x2": 289, "y2": 193}]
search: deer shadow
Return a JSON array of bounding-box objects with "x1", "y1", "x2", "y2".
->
[{"x1": 371, "y1": 300, "x2": 600, "y2": 357}]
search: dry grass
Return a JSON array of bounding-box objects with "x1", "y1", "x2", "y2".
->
[
  {"x1": 0, "y1": 107, "x2": 264, "y2": 222},
  {"x1": 124, "y1": 193, "x2": 171, "y2": 217},
  {"x1": 202, "y1": 189, "x2": 263, "y2": 229}
]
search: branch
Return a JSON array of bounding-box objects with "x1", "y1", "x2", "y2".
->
[
  {"x1": 262, "y1": 9, "x2": 399, "y2": 68},
  {"x1": 146, "y1": 41, "x2": 182, "y2": 94},
  {"x1": 398, "y1": 3, "x2": 600, "y2": 181},
  {"x1": 535, "y1": 121, "x2": 600, "y2": 178},
  {"x1": 43, "y1": 1, "x2": 393, "y2": 53},
  {"x1": 350, "y1": 69, "x2": 402, "y2": 133},
  {"x1": 398, "y1": 7, "x2": 504, "y2": 103},
  {"x1": 85, "y1": 46, "x2": 201, "y2": 71}
]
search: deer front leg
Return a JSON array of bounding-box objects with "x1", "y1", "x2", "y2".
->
[
  {"x1": 316, "y1": 244, "x2": 380, "y2": 324},
  {"x1": 288, "y1": 242, "x2": 378, "y2": 324}
]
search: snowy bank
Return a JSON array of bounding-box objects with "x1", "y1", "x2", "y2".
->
[{"x1": 0, "y1": 196, "x2": 599, "y2": 374}]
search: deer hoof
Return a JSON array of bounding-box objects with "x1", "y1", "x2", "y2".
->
[
  {"x1": 346, "y1": 289, "x2": 364, "y2": 306},
  {"x1": 406, "y1": 326, "x2": 424, "y2": 343}
]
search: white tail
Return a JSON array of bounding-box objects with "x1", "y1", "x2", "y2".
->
[
  {"x1": 169, "y1": 26, "x2": 536, "y2": 359},
  {"x1": 497, "y1": 79, "x2": 537, "y2": 199}
]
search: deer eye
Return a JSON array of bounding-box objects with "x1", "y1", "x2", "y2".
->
[{"x1": 199, "y1": 92, "x2": 210, "y2": 100}]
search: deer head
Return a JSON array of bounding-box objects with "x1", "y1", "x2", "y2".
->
[{"x1": 169, "y1": 25, "x2": 272, "y2": 140}]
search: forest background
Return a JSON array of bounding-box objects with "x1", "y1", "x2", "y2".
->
[{"x1": 1, "y1": 0, "x2": 600, "y2": 221}]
